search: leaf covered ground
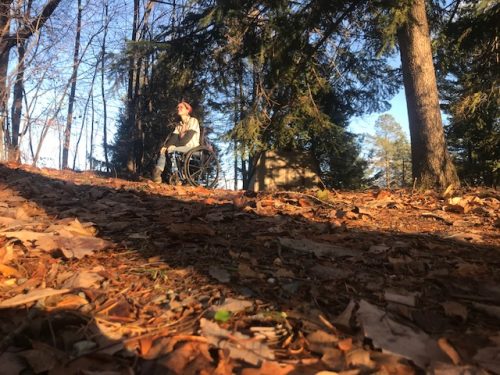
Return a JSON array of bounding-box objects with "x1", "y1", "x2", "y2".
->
[{"x1": 0, "y1": 163, "x2": 499, "y2": 375}]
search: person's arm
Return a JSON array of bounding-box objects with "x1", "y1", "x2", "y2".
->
[
  {"x1": 176, "y1": 130, "x2": 196, "y2": 146},
  {"x1": 164, "y1": 134, "x2": 180, "y2": 148}
]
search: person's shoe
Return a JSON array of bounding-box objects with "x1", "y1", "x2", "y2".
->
[{"x1": 152, "y1": 167, "x2": 162, "y2": 184}]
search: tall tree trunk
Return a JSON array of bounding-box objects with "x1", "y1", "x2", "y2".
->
[
  {"x1": 0, "y1": 0, "x2": 12, "y2": 161},
  {"x1": 397, "y1": 0, "x2": 459, "y2": 189},
  {"x1": 73, "y1": 58, "x2": 98, "y2": 170},
  {"x1": 0, "y1": 0, "x2": 62, "y2": 160},
  {"x1": 9, "y1": 41, "x2": 25, "y2": 163},
  {"x1": 62, "y1": 0, "x2": 82, "y2": 169},
  {"x1": 126, "y1": 0, "x2": 140, "y2": 173},
  {"x1": 10, "y1": 0, "x2": 34, "y2": 163},
  {"x1": 101, "y1": 0, "x2": 109, "y2": 172}
]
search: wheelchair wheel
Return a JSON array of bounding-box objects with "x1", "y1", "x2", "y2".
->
[{"x1": 183, "y1": 146, "x2": 220, "y2": 188}]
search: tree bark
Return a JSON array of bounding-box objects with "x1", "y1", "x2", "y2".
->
[
  {"x1": 101, "y1": 0, "x2": 110, "y2": 172},
  {"x1": 62, "y1": 0, "x2": 82, "y2": 169},
  {"x1": 9, "y1": 41, "x2": 25, "y2": 163},
  {"x1": 0, "y1": 0, "x2": 12, "y2": 160},
  {"x1": 397, "y1": 0, "x2": 459, "y2": 189},
  {"x1": 0, "y1": 0, "x2": 62, "y2": 161}
]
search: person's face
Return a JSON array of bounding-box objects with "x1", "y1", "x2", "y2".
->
[{"x1": 177, "y1": 104, "x2": 189, "y2": 116}]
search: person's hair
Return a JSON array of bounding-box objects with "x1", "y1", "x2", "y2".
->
[{"x1": 178, "y1": 101, "x2": 192, "y2": 114}]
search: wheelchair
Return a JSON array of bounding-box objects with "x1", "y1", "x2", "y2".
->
[{"x1": 166, "y1": 145, "x2": 220, "y2": 188}]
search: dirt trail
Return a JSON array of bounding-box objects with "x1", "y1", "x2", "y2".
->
[{"x1": 0, "y1": 163, "x2": 499, "y2": 374}]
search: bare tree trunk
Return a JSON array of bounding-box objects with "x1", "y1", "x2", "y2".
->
[
  {"x1": 62, "y1": 0, "x2": 82, "y2": 169},
  {"x1": 397, "y1": 0, "x2": 459, "y2": 189},
  {"x1": 9, "y1": 0, "x2": 33, "y2": 163},
  {"x1": 0, "y1": 0, "x2": 62, "y2": 159},
  {"x1": 101, "y1": 0, "x2": 109, "y2": 172},
  {"x1": 125, "y1": 0, "x2": 140, "y2": 173},
  {"x1": 73, "y1": 58, "x2": 98, "y2": 170},
  {"x1": 0, "y1": 0, "x2": 12, "y2": 161},
  {"x1": 10, "y1": 41, "x2": 25, "y2": 163},
  {"x1": 89, "y1": 90, "x2": 95, "y2": 170}
]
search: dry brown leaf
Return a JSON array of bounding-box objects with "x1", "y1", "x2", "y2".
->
[
  {"x1": 47, "y1": 218, "x2": 97, "y2": 236},
  {"x1": 441, "y1": 301, "x2": 468, "y2": 321},
  {"x1": 0, "y1": 287, "x2": 70, "y2": 308},
  {"x1": 238, "y1": 263, "x2": 261, "y2": 278},
  {"x1": 345, "y1": 348, "x2": 376, "y2": 368},
  {"x1": 212, "y1": 297, "x2": 253, "y2": 314},
  {"x1": 473, "y1": 347, "x2": 500, "y2": 374},
  {"x1": 357, "y1": 300, "x2": 447, "y2": 368},
  {"x1": 200, "y1": 318, "x2": 274, "y2": 366},
  {"x1": 278, "y1": 237, "x2": 360, "y2": 258},
  {"x1": 162, "y1": 342, "x2": 213, "y2": 375},
  {"x1": 0, "y1": 352, "x2": 27, "y2": 374},
  {"x1": 438, "y1": 338, "x2": 461, "y2": 365},
  {"x1": 241, "y1": 361, "x2": 295, "y2": 375},
  {"x1": 0, "y1": 263, "x2": 21, "y2": 277},
  {"x1": 1, "y1": 230, "x2": 110, "y2": 259},
  {"x1": 47, "y1": 294, "x2": 89, "y2": 310},
  {"x1": 62, "y1": 271, "x2": 104, "y2": 289},
  {"x1": 0, "y1": 238, "x2": 17, "y2": 264},
  {"x1": 338, "y1": 338, "x2": 353, "y2": 352},
  {"x1": 209, "y1": 265, "x2": 231, "y2": 283}
]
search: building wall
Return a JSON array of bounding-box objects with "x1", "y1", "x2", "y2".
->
[{"x1": 248, "y1": 150, "x2": 322, "y2": 191}]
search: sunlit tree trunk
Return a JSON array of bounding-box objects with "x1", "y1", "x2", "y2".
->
[
  {"x1": 101, "y1": 0, "x2": 109, "y2": 172},
  {"x1": 73, "y1": 58, "x2": 98, "y2": 170},
  {"x1": 0, "y1": 0, "x2": 62, "y2": 161},
  {"x1": 62, "y1": 0, "x2": 82, "y2": 169},
  {"x1": 10, "y1": 41, "x2": 26, "y2": 163},
  {"x1": 397, "y1": 0, "x2": 459, "y2": 189},
  {"x1": 125, "y1": 0, "x2": 139, "y2": 172},
  {"x1": 0, "y1": 0, "x2": 12, "y2": 161}
]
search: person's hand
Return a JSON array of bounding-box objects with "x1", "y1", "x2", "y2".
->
[
  {"x1": 167, "y1": 145, "x2": 176, "y2": 153},
  {"x1": 160, "y1": 146, "x2": 167, "y2": 154}
]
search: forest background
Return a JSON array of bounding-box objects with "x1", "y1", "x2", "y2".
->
[{"x1": 0, "y1": 0, "x2": 498, "y2": 190}]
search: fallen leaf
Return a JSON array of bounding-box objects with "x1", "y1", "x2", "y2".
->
[
  {"x1": 357, "y1": 300, "x2": 447, "y2": 368},
  {"x1": 345, "y1": 348, "x2": 375, "y2": 368},
  {"x1": 473, "y1": 347, "x2": 500, "y2": 374},
  {"x1": 278, "y1": 237, "x2": 360, "y2": 258},
  {"x1": 62, "y1": 271, "x2": 104, "y2": 289},
  {"x1": 441, "y1": 301, "x2": 468, "y2": 321},
  {"x1": 209, "y1": 265, "x2": 231, "y2": 283},
  {"x1": 169, "y1": 223, "x2": 216, "y2": 236},
  {"x1": 472, "y1": 303, "x2": 500, "y2": 320},
  {"x1": 0, "y1": 287, "x2": 70, "y2": 308},
  {"x1": 437, "y1": 338, "x2": 461, "y2": 365},
  {"x1": 0, "y1": 263, "x2": 21, "y2": 277},
  {"x1": 215, "y1": 310, "x2": 232, "y2": 322},
  {"x1": 200, "y1": 318, "x2": 274, "y2": 366},
  {"x1": 384, "y1": 290, "x2": 418, "y2": 307},
  {"x1": 212, "y1": 298, "x2": 253, "y2": 314},
  {"x1": 162, "y1": 342, "x2": 213, "y2": 374},
  {"x1": 334, "y1": 300, "x2": 356, "y2": 329},
  {"x1": 241, "y1": 361, "x2": 295, "y2": 375},
  {"x1": 0, "y1": 352, "x2": 27, "y2": 374},
  {"x1": 1, "y1": 230, "x2": 111, "y2": 259}
]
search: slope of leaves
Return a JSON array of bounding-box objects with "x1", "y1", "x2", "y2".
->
[{"x1": 0, "y1": 163, "x2": 499, "y2": 374}]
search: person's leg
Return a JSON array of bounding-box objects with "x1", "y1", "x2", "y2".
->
[
  {"x1": 168, "y1": 145, "x2": 192, "y2": 153},
  {"x1": 152, "y1": 151, "x2": 166, "y2": 183}
]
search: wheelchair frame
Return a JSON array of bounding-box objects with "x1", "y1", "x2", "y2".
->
[{"x1": 167, "y1": 145, "x2": 220, "y2": 188}]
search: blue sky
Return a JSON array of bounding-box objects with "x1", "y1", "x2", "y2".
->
[{"x1": 349, "y1": 91, "x2": 410, "y2": 139}]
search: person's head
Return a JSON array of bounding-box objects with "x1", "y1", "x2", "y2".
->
[{"x1": 177, "y1": 101, "x2": 192, "y2": 116}]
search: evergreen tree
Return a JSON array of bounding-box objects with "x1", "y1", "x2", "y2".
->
[
  {"x1": 435, "y1": 0, "x2": 499, "y2": 186},
  {"x1": 368, "y1": 114, "x2": 411, "y2": 188}
]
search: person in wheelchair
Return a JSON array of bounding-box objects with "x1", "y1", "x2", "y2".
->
[{"x1": 152, "y1": 101, "x2": 200, "y2": 183}]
